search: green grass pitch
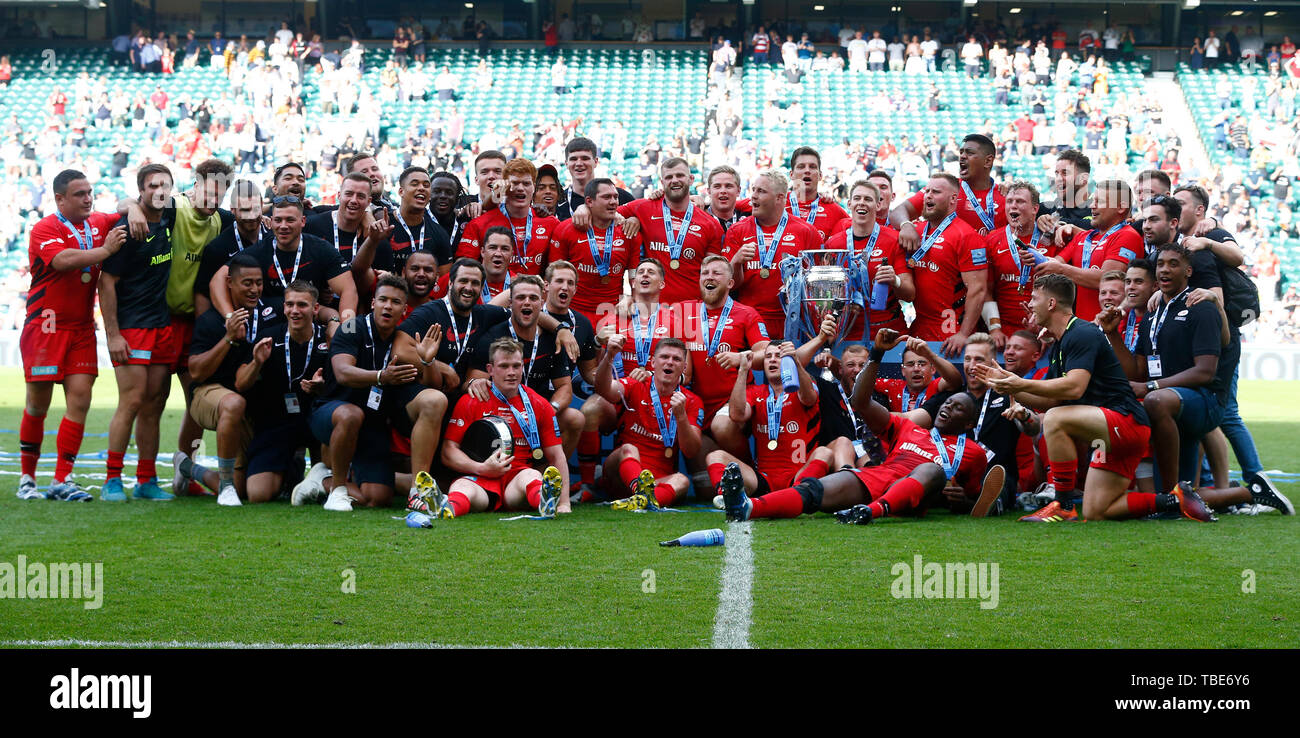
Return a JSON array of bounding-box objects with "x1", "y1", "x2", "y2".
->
[{"x1": 0, "y1": 367, "x2": 1296, "y2": 648}]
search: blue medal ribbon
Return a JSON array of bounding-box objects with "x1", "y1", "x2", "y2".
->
[
  {"x1": 662, "y1": 200, "x2": 694, "y2": 262},
  {"x1": 788, "y1": 192, "x2": 819, "y2": 224},
  {"x1": 1005, "y1": 225, "x2": 1042, "y2": 286},
  {"x1": 755, "y1": 212, "x2": 789, "y2": 271},
  {"x1": 647, "y1": 379, "x2": 678, "y2": 452},
  {"x1": 499, "y1": 205, "x2": 534, "y2": 268},
  {"x1": 56, "y1": 212, "x2": 94, "y2": 278},
  {"x1": 766, "y1": 389, "x2": 785, "y2": 447},
  {"x1": 930, "y1": 427, "x2": 966, "y2": 480},
  {"x1": 1123, "y1": 308, "x2": 1140, "y2": 352},
  {"x1": 492, "y1": 384, "x2": 541, "y2": 453},
  {"x1": 961, "y1": 181, "x2": 998, "y2": 231},
  {"x1": 586, "y1": 224, "x2": 614, "y2": 278},
  {"x1": 1081, "y1": 222, "x2": 1125, "y2": 270},
  {"x1": 632, "y1": 303, "x2": 659, "y2": 367},
  {"x1": 699, "y1": 297, "x2": 733, "y2": 357},
  {"x1": 909, "y1": 212, "x2": 956, "y2": 266},
  {"x1": 901, "y1": 385, "x2": 929, "y2": 412}
]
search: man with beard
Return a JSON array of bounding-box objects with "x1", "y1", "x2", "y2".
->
[
  {"x1": 554, "y1": 137, "x2": 634, "y2": 221},
  {"x1": 893, "y1": 134, "x2": 1007, "y2": 247},
  {"x1": 1034, "y1": 179, "x2": 1142, "y2": 322},
  {"x1": 344, "y1": 151, "x2": 393, "y2": 209},
  {"x1": 902, "y1": 173, "x2": 989, "y2": 356},
  {"x1": 873, "y1": 336, "x2": 964, "y2": 414},
  {"x1": 457, "y1": 158, "x2": 559, "y2": 275},
  {"x1": 400, "y1": 250, "x2": 438, "y2": 314},
  {"x1": 267, "y1": 162, "x2": 333, "y2": 214},
  {"x1": 305, "y1": 172, "x2": 393, "y2": 272},
  {"x1": 615, "y1": 157, "x2": 725, "y2": 304},
  {"x1": 984, "y1": 181, "x2": 1050, "y2": 347},
  {"x1": 825, "y1": 179, "x2": 913, "y2": 339},
  {"x1": 429, "y1": 171, "x2": 466, "y2": 245},
  {"x1": 388, "y1": 166, "x2": 454, "y2": 273},
  {"x1": 309, "y1": 274, "x2": 448, "y2": 512},
  {"x1": 722, "y1": 169, "x2": 821, "y2": 339},
  {"x1": 1035, "y1": 149, "x2": 1093, "y2": 232},
  {"x1": 547, "y1": 178, "x2": 642, "y2": 325}
]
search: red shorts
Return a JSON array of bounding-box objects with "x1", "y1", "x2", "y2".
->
[
  {"x1": 847, "y1": 461, "x2": 919, "y2": 501},
  {"x1": 115, "y1": 325, "x2": 178, "y2": 367},
  {"x1": 757, "y1": 466, "x2": 799, "y2": 494},
  {"x1": 462, "y1": 469, "x2": 526, "y2": 511},
  {"x1": 166, "y1": 315, "x2": 194, "y2": 371},
  {"x1": 1090, "y1": 408, "x2": 1151, "y2": 482},
  {"x1": 624, "y1": 442, "x2": 678, "y2": 479},
  {"x1": 390, "y1": 428, "x2": 412, "y2": 457},
  {"x1": 20, "y1": 324, "x2": 98, "y2": 382}
]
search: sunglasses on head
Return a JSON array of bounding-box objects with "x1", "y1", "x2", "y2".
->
[{"x1": 271, "y1": 195, "x2": 302, "y2": 205}]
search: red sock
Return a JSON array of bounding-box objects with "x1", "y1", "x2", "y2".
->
[
  {"x1": 106, "y1": 451, "x2": 125, "y2": 481},
  {"x1": 448, "y1": 491, "x2": 471, "y2": 516},
  {"x1": 578, "y1": 431, "x2": 601, "y2": 486},
  {"x1": 53, "y1": 418, "x2": 84, "y2": 483},
  {"x1": 653, "y1": 483, "x2": 676, "y2": 507},
  {"x1": 1048, "y1": 459, "x2": 1077, "y2": 496},
  {"x1": 795, "y1": 458, "x2": 829, "y2": 483},
  {"x1": 617, "y1": 456, "x2": 644, "y2": 489},
  {"x1": 868, "y1": 477, "x2": 926, "y2": 518},
  {"x1": 526, "y1": 479, "x2": 542, "y2": 508},
  {"x1": 708, "y1": 463, "x2": 726, "y2": 488},
  {"x1": 136, "y1": 457, "x2": 157, "y2": 484},
  {"x1": 19, "y1": 410, "x2": 44, "y2": 477},
  {"x1": 750, "y1": 487, "x2": 806, "y2": 519},
  {"x1": 1125, "y1": 492, "x2": 1158, "y2": 517}
]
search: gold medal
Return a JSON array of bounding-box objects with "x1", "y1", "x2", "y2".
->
[
  {"x1": 80, "y1": 272, "x2": 92, "y2": 283},
  {"x1": 760, "y1": 268, "x2": 770, "y2": 278},
  {"x1": 670, "y1": 259, "x2": 680, "y2": 269},
  {"x1": 664, "y1": 447, "x2": 673, "y2": 458},
  {"x1": 531, "y1": 448, "x2": 544, "y2": 460},
  {"x1": 767, "y1": 439, "x2": 778, "y2": 451},
  {"x1": 601, "y1": 275, "x2": 610, "y2": 284}
]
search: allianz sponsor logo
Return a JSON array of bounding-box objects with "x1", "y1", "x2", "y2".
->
[
  {"x1": 49, "y1": 668, "x2": 151, "y2": 718},
  {"x1": 0, "y1": 555, "x2": 103, "y2": 610}
]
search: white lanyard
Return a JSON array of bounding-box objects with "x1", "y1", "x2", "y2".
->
[
  {"x1": 285, "y1": 323, "x2": 315, "y2": 385},
  {"x1": 366, "y1": 315, "x2": 392, "y2": 370},
  {"x1": 974, "y1": 389, "x2": 993, "y2": 438},
  {"x1": 1150, "y1": 288, "x2": 1190, "y2": 356},
  {"x1": 399, "y1": 214, "x2": 424, "y2": 252},
  {"x1": 508, "y1": 321, "x2": 541, "y2": 385},
  {"x1": 444, "y1": 297, "x2": 474, "y2": 365},
  {"x1": 273, "y1": 239, "x2": 303, "y2": 292}
]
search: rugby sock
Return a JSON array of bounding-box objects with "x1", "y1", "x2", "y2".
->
[
  {"x1": 136, "y1": 457, "x2": 156, "y2": 484},
  {"x1": 869, "y1": 477, "x2": 926, "y2": 518},
  {"x1": 19, "y1": 410, "x2": 43, "y2": 477},
  {"x1": 795, "y1": 458, "x2": 829, "y2": 483},
  {"x1": 53, "y1": 418, "x2": 84, "y2": 483},
  {"x1": 179, "y1": 455, "x2": 213, "y2": 485},
  {"x1": 1048, "y1": 461, "x2": 1078, "y2": 509},
  {"x1": 617, "y1": 457, "x2": 644, "y2": 490},
  {"x1": 1125, "y1": 492, "x2": 1158, "y2": 517},
  {"x1": 653, "y1": 483, "x2": 676, "y2": 507},
  {"x1": 217, "y1": 457, "x2": 235, "y2": 490},
  {"x1": 448, "y1": 491, "x2": 471, "y2": 517},
  {"x1": 707, "y1": 463, "x2": 726, "y2": 488},
  {"x1": 106, "y1": 450, "x2": 125, "y2": 481},
  {"x1": 749, "y1": 487, "x2": 804, "y2": 519},
  {"x1": 577, "y1": 431, "x2": 601, "y2": 486},
  {"x1": 525, "y1": 479, "x2": 542, "y2": 508}
]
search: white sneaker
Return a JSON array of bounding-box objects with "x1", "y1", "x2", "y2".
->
[
  {"x1": 304, "y1": 462, "x2": 330, "y2": 485},
  {"x1": 323, "y1": 488, "x2": 354, "y2": 512},
  {"x1": 217, "y1": 485, "x2": 242, "y2": 506},
  {"x1": 173, "y1": 452, "x2": 189, "y2": 495},
  {"x1": 290, "y1": 478, "x2": 326, "y2": 506},
  {"x1": 17, "y1": 474, "x2": 43, "y2": 500}
]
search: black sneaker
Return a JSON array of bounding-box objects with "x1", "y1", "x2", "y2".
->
[
  {"x1": 1245, "y1": 472, "x2": 1294, "y2": 515},
  {"x1": 719, "y1": 462, "x2": 751, "y2": 522},
  {"x1": 834, "y1": 504, "x2": 873, "y2": 525}
]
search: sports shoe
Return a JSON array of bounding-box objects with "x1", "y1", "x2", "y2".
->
[
  {"x1": 100, "y1": 477, "x2": 127, "y2": 502},
  {"x1": 1018, "y1": 500, "x2": 1079, "y2": 522},
  {"x1": 719, "y1": 462, "x2": 751, "y2": 522},
  {"x1": 133, "y1": 478, "x2": 175, "y2": 500},
  {"x1": 612, "y1": 469, "x2": 658, "y2": 512},
  {"x1": 173, "y1": 453, "x2": 192, "y2": 495},
  {"x1": 971, "y1": 464, "x2": 1005, "y2": 518},
  {"x1": 538, "y1": 466, "x2": 562, "y2": 518},
  {"x1": 1170, "y1": 482, "x2": 1215, "y2": 522},
  {"x1": 323, "y1": 488, "x2": 353, "y2": 512},
  {"x1": 713, "y1": 494, "x2": 725, "y2": 510},
  {"x1": 410, "y1": 471, "x2": 454, "y2": 518},
  {"x1": 216, "y1": 485, "x2": 242, "y2": 507},
  {"x1": 835, "y1": 503, "x2": 873, "y2": 525},
  {"x1": 48, "y1": 480, "x2": 92, "y2": 502},
  {"x1": 1246, "y1": 472, "x2": 1293, "y2": 515},
  {"x1": 17, "y1": 474, "x2": 43, "y2": 500}
]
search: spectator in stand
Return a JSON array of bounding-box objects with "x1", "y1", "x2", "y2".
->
[
  {"x1": 752, "y1": 26, "x2": 770, "y2": 66},
  {"x1": 866, "y1": 31, "x2": 887, "y2": 73},
  {"x1": 1204, "y1": 29, "x2": 1221, "y2": 69},
  {"x1": 962, "y1": 36, "x2": 984, "y2": 78},
  {"x1": 888, "y1": 36, "x2": 905, "y2": 73}
]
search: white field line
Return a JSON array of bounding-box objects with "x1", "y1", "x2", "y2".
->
[{"x1": 711, "y1": 520, "x2": 754, "y2": 649}]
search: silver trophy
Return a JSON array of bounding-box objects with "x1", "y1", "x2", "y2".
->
[{"x1": 780, "y1": 249, "x2": 865, "y2": 345}]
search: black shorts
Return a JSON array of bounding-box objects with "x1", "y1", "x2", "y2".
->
[
  {"x1": 379, "y1": 381, "x2": 427, "y2": 436},
  {"x1": 309, "y1": 400, "x2": 394, "y2": 487},
  {"x1": 247, "y1": 417, "x2": 314, "y2": 477}
]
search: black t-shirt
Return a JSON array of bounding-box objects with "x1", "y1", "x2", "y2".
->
[
  {"x1": 250, "y1": 322, "x2": 331, "y2": 427},
  {"x1": 1186, "y1": 228, "x2": 1234, "y2": 294},
  {"x1": 555, "y1": 185, "x2": 635, "y2": 221},
  {"x1": 397, "y1": 300, "x2": 509, "y2": 374},
  {"x1": 706, "y1": 204, "x2": 753, "y2": 233},
  {"x1": 320, "y1": 314, "x2": 396, "y2": 407},
  {"x1": 190, "y1": 306, "x2": 272, "y2": 390},
  {"x1": 1037, "y1": 202, "x2": 1092, "y2": 230},
  {"x1": 239, "y1": 234, "x2": 350, "y2": 315},
  {"x1": 964, "y1": 388, "x2": 1020, "y2": 483},
  {"x1": 103, "y1": 213, "x2": 174, "y2": 329},
  {"x1": 547, "y1": 307, "x2": 597, "y2": 370},
  {"x1": 469, "y1": 321, "x2": 570, "y2": 399},
  {"x1": 1050, "y1": 316, "x2": 1149, "y2": 424},
  {"x1": 385, "y1": 208, "x2": 453, "y2": 271},
  {"x1": 196, "y1": 226, "x2": 267, "y2": 298},
  {"x1": 814, "y1": 367, "x2": 859, "y2": 445},
  {"x1": 304, "y1": 210, "x2": 395, "y2": 271},
  {"x1": 1136, "y1": 293, "x2": 1225, "y2": 400}
]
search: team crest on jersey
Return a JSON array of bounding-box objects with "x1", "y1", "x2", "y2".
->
[
  {"x1": 689, "y1": 224, "x2": 701, "y2": 232},
  {"x1": 262, "y1": 307, "x2": 275, "y2": 317},
  {"x1": 785, "y1": 421, "x2": 798, "y2": 433},
  {"x1": 782, "y1": 234, "x2": 795, "y2": 242},
  {"x1": 655, "y1": 326, "x2": 670, "y2": 334},
  {"x1": 928, "y1": 262, "x2": 939, "y2": 272},
  {"x1": 535, "y1": 227, "x2": 546, "y2": 235},
  {"x1": 718, "y1": 342, "x2": 732, "y2": 353},
  {"x1": 683, "y1": 248, "x2": 696, "y2": 259},
  {"x1": 613, "y1": 239, "x2": 625, "y2": 247},
  {"x1": 317, "y1": 342, "x2": 329, "y2": 350},
  {"x1": 451, "y1": 417, "x2": 465, "y2": 426},
  {"x1": 871, "y1": 249, "x2": 883, "y2": 257}
]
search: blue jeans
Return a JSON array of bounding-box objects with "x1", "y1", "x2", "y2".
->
[{"x1": 1220, "y1": 365, "x2": 1262, "y2": 476}]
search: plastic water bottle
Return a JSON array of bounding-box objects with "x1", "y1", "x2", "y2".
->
[
  {"x1": 870, "y1": 280, "x2": 890, "y2": 310},
  {"x1": 405, "y1": 511, "x2": 432, "y2": 528},
  {"x1": 781, "y1": 355, "x2": 800, "y2": 394},
  {"x1": 660, "y1": 528, "x2": 725, "y2": 547},
  {"x1": 1016, "y1": 238, "x2": 1050, "y2": 265}
]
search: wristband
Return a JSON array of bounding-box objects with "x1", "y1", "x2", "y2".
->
[
  {"x1": 376, "y1": 370, "x2": 383, "y2": 386},
  {"x1": 869, "y1": 346, "x2": 887, "y2": 363}
]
